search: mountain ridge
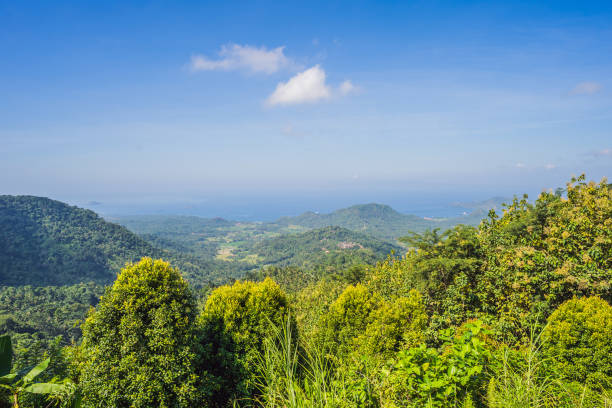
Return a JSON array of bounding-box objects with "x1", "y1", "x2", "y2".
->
[{"x1": 0, "y1": 195, "x2": 245, "y2": 287}]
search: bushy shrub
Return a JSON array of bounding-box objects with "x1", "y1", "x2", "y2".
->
[
  {"x1": 542, "y1": 296, "x2": 612, "y2": 389},
  {"x1": 318, "y1": 285, "x2": 427, "y2": 361},
  {"x1": 292, "y1": 278, "x2": 346, "y2": 339},
  {"x1": 385, "y1": 320, "x2": 493, "y2": 408},
  {"x1": 199, "y1": 278, "x2": 294, "y2": 401},
  {"x1": 78, "y1": 258, "x2": 212, "y2": 408}
]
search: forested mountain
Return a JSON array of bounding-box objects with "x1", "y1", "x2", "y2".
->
[
  {"x1": 0, "y1": 195, "x2": 159, "y2": 285},
  {"x1": 276, "y1": 203, "x2": 460, "y2": 241},
  {"x1": 0, "y1": 196, "x2": 246, "y2": 287}
]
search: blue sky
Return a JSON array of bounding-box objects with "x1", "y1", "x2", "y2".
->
[{"x1": 1, "y1": 1, "x2": 611, "y2": 214}]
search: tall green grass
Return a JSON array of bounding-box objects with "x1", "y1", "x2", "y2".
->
[
  {"x1": 238, "y1": 320, "x2": 610, "y2": 408},
  {"x1": 487, "y1": 330, "x2": 611, "y2": 408},
  {"x1": 244, "y1": 317, "x2": 378, "y2": 408}
]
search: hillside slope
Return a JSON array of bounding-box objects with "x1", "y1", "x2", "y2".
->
[
  {"x1": 0, "y1": 196, "x2": 244, "y2": 286},
  {"x1": 249, "y1": 225, "x2": 401, "y2": 269}
]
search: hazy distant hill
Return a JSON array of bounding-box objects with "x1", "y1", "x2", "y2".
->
[
  {"x1": 0, "y1": 196, "x2": 245, "y2": 286},
  {"x1": 110, "y1": 214, "x2": 233, "y2": 235},
  {"x1": 249, "y1": 226, "x2": 402, "y2": 269},
  {"x1": 275, "y1": 203, "x2": 465, "y2": 242}
]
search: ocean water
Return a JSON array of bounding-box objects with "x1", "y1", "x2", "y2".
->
[{"x1": 72, "y1": 191, "x2": 502, "y2": 222}]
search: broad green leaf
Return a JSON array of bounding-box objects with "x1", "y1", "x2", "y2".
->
[
  {"x1": 22, "y1": 357, "x2": 50, "y2": 384},
  {"x1": 0, "y1": 335, "x2": 12, "y2": 376},
  {"x1": 22, "y1": 382, "x2": 65, "y2": 394},
  {"x1": 0, "y1": 373, "x2": 17, "y2": 384}
]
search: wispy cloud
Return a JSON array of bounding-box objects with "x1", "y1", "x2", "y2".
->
[
  {"x1": 339, "y1": 80, "x2": 358, "y2": 95},
  {"x1": 515, "y1": 162, "x2": 526, "y2": 168},
  {"x1": 544, "y1": 163, "x2": 557, "y2": 170},
  {"x1": 592, "y1": 148, "x2": 611, "y2": 157},
  {"x1": 267, "y1": 66, "x2": 357, "y2": 106},
  {"x1": 189, "y1": 44, "x2": 293, "y2": 74},
  {"x1": 570, "y1": 81, "x2": 602, "y2": 95}
]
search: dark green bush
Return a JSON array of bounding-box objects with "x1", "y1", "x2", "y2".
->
[
  {"x1": 199, "y1": 278, "x2": 294, "y2": 402},
  {"x1": 542, "y1": 296, "x2": 612, "y2": 389}
]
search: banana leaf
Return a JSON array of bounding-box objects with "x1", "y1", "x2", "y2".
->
[
  {"x1": 22, "y1": 382, "x2": 66, "y2": 394},
  {"x1": 22, "y1": 357, "x2": 50, "y2": 384},
  {"x1": 0, "y1": 335, "x2": 12, "y2": 376},
  {"x1": 0, "y1": 373, "x2": 17, "y2": 384}
]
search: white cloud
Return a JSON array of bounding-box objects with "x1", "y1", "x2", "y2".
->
[
  {"x1": 267, "y1": 66, "x2": 358, "y2": 106},
  {"x1": 515, "y1": 162, "x2": 526, "y2": 168},
  {"x1": 189, "y1": 44, "x2": 292, "y2": 74},
  {"x1": 339, "y1": 80, "x2": 357, "y2": 95},
  {"x1": 544, "y1": 163, "x2": 557, "y2": 170},
  {"x1": 570, "y1": 81, "x2": 602, "y2": 95},
  {"x1": 267, "y1": 65, "x2": 332, "y2": 106}
]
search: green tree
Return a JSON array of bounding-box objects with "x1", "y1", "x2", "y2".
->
[
  {"x1": 367, "y1": 225, "x2": 482, "y2": 339},
  {"x1": 478, "y1": 176, "x2": 612, "y2": 341},
  {"x1": 77, "y1": 258, "x2": 213, "y2": 407},
  {"x1": 199, "y1": 278, "x2": 294, "y2": 402}
]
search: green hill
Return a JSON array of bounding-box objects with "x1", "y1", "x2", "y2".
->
[
  {"x1": 274, "y1": 201, "x2": 512, "y2": 242},
  {"x1": 248, "y1": 225, "x2": 402, "y2": 269},
  {"x1": 276, "y1": 203, "x2": 444, "y2": 241},
  {"x1": 0, "y1": 196, "x2": 245, "y2": 286}
]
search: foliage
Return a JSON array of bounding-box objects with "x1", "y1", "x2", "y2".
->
[
  {"x1": 487, "y1": 332, "x2": 610, "y2": 408},
  {"x1": 0, "y1": 195, "x2": 247, "y2": 287},
  {"x1": 251, "y1": 317, "x2": 380, "y2": 408},
  {"x1": 318, "y1": 285, "x2": 427, "y2": 362},
  {"x1": 477, "y1": 176, "x2": 611, "y2": 341},
  {"x1": 1, "y1": 176, "x2": 611, "y2": 407},
  {"x1": 385, "y1": 320, "x2": 492, "y2": 408},
  {"x1": 249, "y1": 226, "x2": 400, "y2": 271},
  {"x1": 77, "y1": 258, "x2": 211, "y2": 407},
  {"x1": 0, "y1": 335, "x2": 72, "y2": 408},
  {"x1": 199, "y1": 278, "x2": 294, "y2": 403},
  {"x1": 542, "y1": 296, "x2": 612, "y2": 389},
  {"x1": 291, "y1": 278, "x2": 347, "y2": 339},
  {"x1": 0, "y1": 283, "x2": 104, "y2": 358}
]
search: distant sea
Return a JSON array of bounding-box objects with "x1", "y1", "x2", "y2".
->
[{"x1": 72, "y1": 192, "x2": 512, "y2": 222}]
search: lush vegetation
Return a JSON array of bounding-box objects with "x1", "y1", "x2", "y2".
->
[
  {"x1": 0, "y1": 196, "x2": 248, "y2": 287},
  {"x1": 115, "y1": 216, "x2": 400, "y2": 269},
  {"x1": 275, "y1": 202, "x2": 498, "y2": 242},
  {"x1": 0, "y1": 283, "x2": 104, "y2": 367},
  {"x1": 247, "y1": 226, "x2": 400, "y2": 270},
  {"x1": 0, "y1": 175, "x2": 610, "y2": 407}
]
